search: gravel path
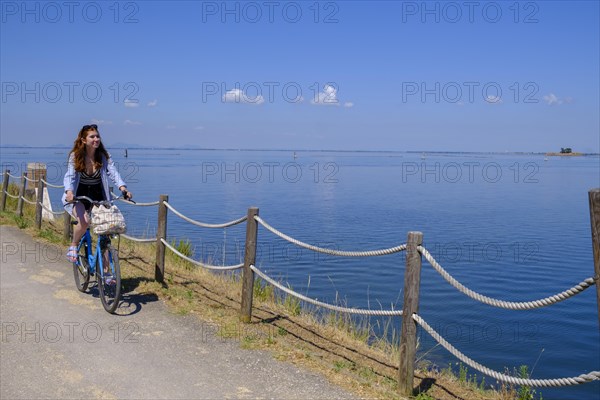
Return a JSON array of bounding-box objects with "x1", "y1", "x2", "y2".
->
[{"x1": 0, "y1": 225, "x2": 357, "y2": 400}]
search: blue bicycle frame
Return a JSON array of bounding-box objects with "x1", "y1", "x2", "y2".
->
[{"x1": 78, "y1": 229, "x2": 115, "y2": 279}]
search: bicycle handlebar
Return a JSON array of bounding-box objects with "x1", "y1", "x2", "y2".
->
[{"x1": 69, "y1": 192, "x2": 133, "y2": 207}]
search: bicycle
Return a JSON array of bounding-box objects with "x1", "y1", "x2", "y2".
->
[{"x1": 70, "y1": 193, "x2": 131, "y2": 313}]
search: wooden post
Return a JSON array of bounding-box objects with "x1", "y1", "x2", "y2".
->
[
  {"x1": 398, "y1": 231, "x2": 424, "y2": 396},
  {"x1": 63, "y1": 212, "x2": 72, "y2": 243},
  {"x1": 16, "y1": 172, "x2": 27, "y2": 217},
  {"x1": 35, "y1": 178, "x2": 44, "y2": 229},
  {"x1": 589, "y1": 188, "x2": 600, "y2": 329},
  {"x1": 240, "y1": 207, "x2": 259, "y2": 323},
  {"x1": 155, "y1": 194, "x2": 168, "y2": 283},
  {"x1": 0, "y1": 170, "x2": 9, "y2": 212}
]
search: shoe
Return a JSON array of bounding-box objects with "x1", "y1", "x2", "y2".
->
[
  {"x1": 66, "y1": 246, "x2": 77, "y2": 263},
  {"x1": 104, "y1": 274, "x2": 116, "y2": 285}
]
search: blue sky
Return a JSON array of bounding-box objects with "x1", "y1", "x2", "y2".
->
[{"x1": 1, "y1": 0, "x2": 599, "y2": 152}]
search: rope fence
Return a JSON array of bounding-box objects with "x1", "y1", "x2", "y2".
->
[
  {"x1": 251, "y1": 264, "x2": 403, "y2": 316},
  {"x1": 413, "y1": 313, "x2": 600, "y2": 387},
  {"x1": 256, "y1": 215, "x2": 407, "y2": 257},
  {"x1": 40, "y1": 178, "x2": 64, "y2": 189},
  {"x1": 120, "y1": 234, "x2": 155, "y2": 243},
  {"x1": 418, "y1": 246, "x2": 598, "y2": 310},
  {"x1": 164, "y1": 201, "x2": 247, "y2": 228},
  {"x1": 161, "y1": 238, "x2": 243, "y2": 271},
  {"x1": 23, "y1": 175, "x2": 39, "y2": 183},
  {"x1": 2, "y1": 168, "x2": 599, "y2": 396}
]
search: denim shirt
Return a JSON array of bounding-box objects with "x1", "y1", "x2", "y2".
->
[{"x1": 61, "y1": 152, "x2": 127, "y2": 207}]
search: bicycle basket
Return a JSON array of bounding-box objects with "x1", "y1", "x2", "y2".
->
[{"x1": 91, "y1": 204, "x2": 126, "y2": 235}]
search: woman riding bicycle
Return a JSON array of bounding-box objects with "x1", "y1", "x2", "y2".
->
[{"x1": 62, "y1": 124, "x2": 133, "y2": 262}]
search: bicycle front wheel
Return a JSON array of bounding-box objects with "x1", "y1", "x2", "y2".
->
[
  {"x1": 98, "y1": 245, "x2": 121, "y2": 314},
  {"x1": 73, "y1": 242, "x2": 90, "y2": 292}
]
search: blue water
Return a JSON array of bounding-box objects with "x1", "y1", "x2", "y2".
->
[{"x1": 2, "y1": 147, "x2": 599, "y2": 399}]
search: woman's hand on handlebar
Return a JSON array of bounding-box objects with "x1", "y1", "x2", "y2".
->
[
  {"x1": 65, "y1": 190, "x2": 74, "y2": 203},
  {"x1": 119, "y1": 187, "x2": 133, "y2": 201}
]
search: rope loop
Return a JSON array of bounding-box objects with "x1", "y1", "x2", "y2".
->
[
  {"x1": 413, "y1": 313, "x2": 600, "y2": 387},
  {"x1": 255, "y1": 216, "x2": 407, "y2": 257},
  {"x1": 418, "y1": 246, "x2": 596, "y2": 309},
  {"x1": 251, "y1": 264, "x2": 403, "y2": 316},
  {"x1": 160, "y1": 238, "x2": 243, "y2": 270},
  {"x1": 163, "y1": 201, "x2": 247, "y2": 228}
]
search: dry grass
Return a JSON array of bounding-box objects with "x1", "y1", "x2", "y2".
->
[{"x1": 1, "y1": 188, "x2": 523, "y2": 400}]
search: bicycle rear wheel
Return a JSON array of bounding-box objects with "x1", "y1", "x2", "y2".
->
[
  {"x1": 73, "y1": 242, "x2": 90, "y2": 292},
  {"x1": 98, "y1": 245, "x2": 121, "y2": 314}
]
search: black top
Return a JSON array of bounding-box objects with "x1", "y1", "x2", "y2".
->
[{"x1": 76, "y1": 169, "x2": 104, "y2": 210}]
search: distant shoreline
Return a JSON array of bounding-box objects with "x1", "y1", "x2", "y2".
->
[
  {"x1": 1, "y1": 145, "x2": 598, "y2": 156},
  {"x1": 544, "y1": 152, "x2": 584, "y2": 156}
]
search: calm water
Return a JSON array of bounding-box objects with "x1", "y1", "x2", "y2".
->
[{"x1": 2, "y1": 147, "x2": 599, "y2": 399}]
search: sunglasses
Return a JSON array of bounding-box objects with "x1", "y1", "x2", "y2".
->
[{"x1": 82, "y1": 124, "x2": 98, "y2": 130}]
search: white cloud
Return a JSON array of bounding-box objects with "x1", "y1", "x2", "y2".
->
[
  {"x1": 147, "y1": 99, "x2": 158, "y2": 107},
  {"x1": 485, "y1": 95, "x2": 503, "y2": 104},
  {"x1": 343, "y1": 102, "x2": 354, "y2": 108},
  {"x1": 124, "y1": 99, "x2": 139, "y2": 108},
  {"x1": 91, "y1": 119, "x2": 112, "y2": 125},
  {"x1": 311, "y1": 85, "x2": 340, "y2": 106},
  {"x1": 543, "y1": 93, "x2": 563, "y2": 105},
  {"x1": 124, "y1": 120, "x2": 142, "y2": 126},
  {"x1": 222, "y1": 88, "x2": 264, "y2": 105}
]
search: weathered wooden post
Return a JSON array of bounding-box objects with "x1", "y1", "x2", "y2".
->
[
  {"x1": 240, "y1": 207, "x2": 259, "y2": 323},
  {"x1": 16, "y1": 172, "x2": 27, "y2": 217},
  {"x1": 35, "y1": 178, "x2": 44, "y2": 229},
  {"x1": 589, "y1": 188, "x2": 600, "y2": 329},
  {"x1": 0, "y1": 170, "x2": 9, "y2": 212},
  {"x1": 398, "y1": 231, "x2": 424, "y2": 396},
  {"x1": 155, "y1": 194, "x2": 169, "y2": 283}
]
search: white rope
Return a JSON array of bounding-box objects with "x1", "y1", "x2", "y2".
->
[
  {"x1": 40, "y1": 179, "x2": 64, "y2": 189},
  {"x1": 255, "y1": 216, "x2": 407, "y2": 257},
  {"x1": 116, "y1": 198, "x2": 159, "y2": 207},
  {"x1": 413, "y1": 313, "x2": 600, "y2": 387},
  {"x1": 4, "y1": 192, "x2": 20, "y2": 199},
  {"x1": 121, "y1": 234, "x2": 155, "y2": 243},
  {"x1": 163, "y1": 201, "x2": 247, "y2": 228},
  {"x1": 7, "y1": 172, "x2": 20, "y2": 179},
  {"x1": 23, "y1": 176, "x2": 39, "y2": 183},
  {"x1": 160, "y1": 238, "x2": 243, "y2": 270},
  {"x1": 20, "y1": 196, "x2": 36, "y2": 205},
  {"x1": 250, "y1": 265, "x2": 403, "y2": 316},
  {"x1": 38, "y1": 202, "x2": 66, "y2": 216},
  {"x1": 418, "y1": 246, "x2": 596, "y2": 310}
]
